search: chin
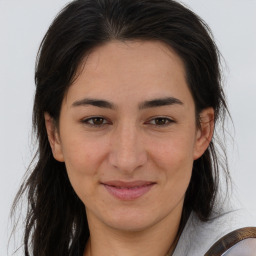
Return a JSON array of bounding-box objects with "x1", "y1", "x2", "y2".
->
[{"x1": 101, "y1": 207, "x2": 163, "y2": 232}]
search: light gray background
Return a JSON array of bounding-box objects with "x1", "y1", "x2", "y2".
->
[{"x1": 1, "y1": 0, "x2": 256, "y2": 255}]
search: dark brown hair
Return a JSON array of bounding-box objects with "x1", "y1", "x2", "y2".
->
[{"x1": 12, "y1": 0, "x2": 229, "y2": 255}]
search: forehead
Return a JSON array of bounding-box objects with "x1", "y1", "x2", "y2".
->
[
  {"x1": 81, "y1": 40, "x2": 186, "y2": 82},
  {"x1": 66, "y1": 40, "x2": 193, "y2": 108}
]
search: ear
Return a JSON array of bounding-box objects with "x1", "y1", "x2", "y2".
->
[
  {"x1": 193, "y1": 108, "x2": 214, "y2": 160},
  {"x1": 44, "y1": 112, "x2": 64, "y2": 162}
]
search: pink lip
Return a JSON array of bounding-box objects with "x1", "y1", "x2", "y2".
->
[{"x1": 102, "y1": 181, "x2": 156, "y2": 200}]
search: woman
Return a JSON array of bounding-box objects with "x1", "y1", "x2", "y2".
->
[{"x1": 12, "y1": 0, "x2": 256, "y2": 255}]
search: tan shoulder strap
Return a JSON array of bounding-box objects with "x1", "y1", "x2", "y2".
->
[{"x1": 205, "y1": 227, "x2": 256, "y2": 256}]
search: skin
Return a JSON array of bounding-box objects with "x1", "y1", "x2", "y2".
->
[{"x1": 45, "y1": 40, "x2": 214, "y2": 256}]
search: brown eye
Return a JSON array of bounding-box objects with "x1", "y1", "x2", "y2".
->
[
  {"x1": 147, "y1": 117, "x2": 174, "y2": 126},
  {"x1": 92, "y1": 117, "x2": 104, "y2": 125},
  {"x1": 82, "y1": 116, "x2": 109, "y2": 127},
  {"x1": 154, "y1": 118, "x2": 169, "y2": 125}
]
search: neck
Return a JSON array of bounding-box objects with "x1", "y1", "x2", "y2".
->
[{"x1": 84, "y1": 203, "x2": 183, "y2": 256}]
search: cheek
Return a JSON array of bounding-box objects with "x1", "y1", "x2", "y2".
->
[
  {"x1": 150, "y1": 134, "x2": 195, "y2": 170},
  {"x1": 62, "y1": 133, "x2": 106, "y2": 171},
  {"x1": 60, "y1": 135, "x2": 108, "y2": 198},
  {"x1": 149, "y1": 134, "x2": 195, "y2": 197}
]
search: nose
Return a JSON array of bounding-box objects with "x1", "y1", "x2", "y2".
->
[{"x1": 108, "y1": 123, "x2": 147, "y2": 174}]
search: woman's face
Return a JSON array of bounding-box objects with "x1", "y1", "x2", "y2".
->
[{"x1": 46, "y1": 40, "x2": 213, "y2": 233}]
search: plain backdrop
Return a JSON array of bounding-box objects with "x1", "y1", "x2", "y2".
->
[{"x1": 1, "y1": 0, "x2": 256, "y2": 255}]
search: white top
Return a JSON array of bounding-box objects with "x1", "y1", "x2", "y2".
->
[
  {"x1": 223, "y1": 239, "x2": 256, "y2": 256},
  {"x1": 172, "y1": 207, "x2": 256, "y2": 256}
]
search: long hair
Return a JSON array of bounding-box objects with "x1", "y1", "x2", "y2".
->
[{"x1": 12, "y1": 0, "x2": 230, "y2": 255}]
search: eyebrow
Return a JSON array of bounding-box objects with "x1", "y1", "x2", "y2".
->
[
  {"x1": 72, "y1": 98, "x2": 115, "y2": 109},
  {"x1": 72, "y1": 97, "x2": 183, "y2": 109},
  {"x1": 138, "y1": 97, "x2": 183, "y2": 109}
]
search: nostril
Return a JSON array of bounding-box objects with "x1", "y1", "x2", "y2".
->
[{"x1": 108, "y1": 146, "x2": 147, "y2": 173}]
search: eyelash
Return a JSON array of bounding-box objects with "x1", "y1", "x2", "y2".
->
[
  {"x1": 81, "y1": 116, "x2": 175, "y2": 128},
  {"x1": 81, "y1": 116, "x2": 111, "y2": 127},
  {"x1": 146, "y1": 117, "x2": 175, "y2": 126}
]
